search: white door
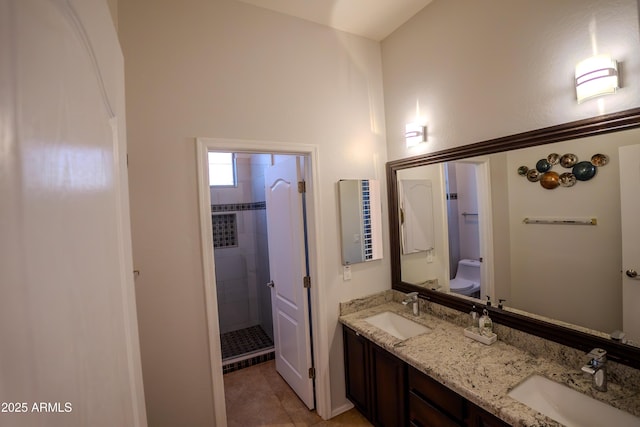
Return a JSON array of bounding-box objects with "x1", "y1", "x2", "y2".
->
[
  {"x1": 265, "y1": 157, "x2": 315, "y2": 409},
  {"x1": 0, "y1": 1, "x2": 146, "y2": 426},
  {"x1": 620, "y1": 144, "x2": 640, "y2": 343}
]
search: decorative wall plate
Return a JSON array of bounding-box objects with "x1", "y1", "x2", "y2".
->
[
  {"x1": 540, "y1": 171, "x2": 560, "y2": 189},
  {"x1": 536, "y1": 158, "x2": 552, "y2": 172},
  {"x1": 591, "y1": 153, "x2": 609, "y2": 167},
  {"x1": 572, "y1": 161, "x2": 597, "y2": 181},
  {"x1": 547, "y1": 153, "x2": 560, "y2": 165},
  {"x1": 559, "y1": 172, "x2": 577, "y2": 187},
  {"x1": 526, "y1": 169, "x2": 541, "y2": 182},
  {"x1": 560, "y1": 153, "x2": 578, "y2": 168}
]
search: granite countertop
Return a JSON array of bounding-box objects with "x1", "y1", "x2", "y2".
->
[{"x1": 339, "y1": 295, "x2": 640, "y2": 427}]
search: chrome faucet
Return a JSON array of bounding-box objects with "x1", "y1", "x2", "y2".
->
[
  {"x1": 581, "y1": 348, "x2": 607, "y2": 391},
  {"x1": 402, "y1": 292, "x2": 419, "y2": 316}
]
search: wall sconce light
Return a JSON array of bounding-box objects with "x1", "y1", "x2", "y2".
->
[
  {"x1": 575, "y1": 55, "x2": 619, "y2": 103},
  {"x1": 405, "y1": 123, "x2": 426, "y2": 147}
]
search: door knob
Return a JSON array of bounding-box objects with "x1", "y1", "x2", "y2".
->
[
  {"x1": 625, "y1": 269, "x2": 638, "y2": 278},
  {"x1": 267, "y1": 280, "x2": 275, "y2": 288}
]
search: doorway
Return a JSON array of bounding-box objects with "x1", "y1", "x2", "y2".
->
[
  {"x1": 195, "y1": 138, "x2": 329, "y2": 426},
  {"x1": 444, "y1": 159, "x2": 494, "y2": 300},
  {"x1": 210, "y1": 153, "x2": 277, "y2": 371}
]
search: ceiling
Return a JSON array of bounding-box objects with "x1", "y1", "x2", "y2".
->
[{"x1": 234, "y1": 0, "x2": 433, "y2": 41}]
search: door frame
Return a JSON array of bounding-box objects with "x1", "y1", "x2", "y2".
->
[{"x1": 195, "y1": 138, "x2": 329, "y2": 426}]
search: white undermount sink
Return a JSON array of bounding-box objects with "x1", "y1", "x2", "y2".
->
[
  {"x1": 508, "y1": 375, "x2": 640, "y2": 427},
  {"x1": 364, "y1": 311, "x2": 430, "y2": 340}
]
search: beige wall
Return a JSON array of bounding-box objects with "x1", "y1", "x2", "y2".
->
[
  {"x1": 382, "y1": 0, "x2": 640, "y2": 162},
  {"x1": 106, "y1": 0, "x2": 117, "y2": 29},
  {"x1": 118, "y1": 0, "x2": 389, "y2": 425}
]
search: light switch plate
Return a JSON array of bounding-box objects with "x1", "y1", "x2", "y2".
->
[{"x1": 343, "y1": 265, "x2": 352, "y2": 281}]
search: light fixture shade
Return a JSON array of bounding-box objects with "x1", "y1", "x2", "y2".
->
[
  {"x1": 405, "y1": 123, "x2": 426, "y2": 147},
  {"x1": 575, "y1": 55, "x2": 619, "y2": 103}
]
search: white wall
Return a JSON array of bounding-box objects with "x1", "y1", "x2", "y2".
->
[
  {"x1": 119, "y1": 0, "x2": 389, "y2": 424},
  {"x1": 382, "y1": 0, "x2": 640, "y2": 162}
]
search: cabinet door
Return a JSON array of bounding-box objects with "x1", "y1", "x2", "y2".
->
[
  {"x1": 468, "y1": 403, "x2": 511, "y2": 427},
  {"x1": 370, "y1": 343, "x2": 407, "y2": 427},
  {"x1": 408, "y1": 366, "x2": 466, "y2": 424},
  {"x1": 408, "y1": 393, "x2": 463, "y2": 427},
  {"x1": 343, "y1": 327, "x2": 370, "y2": 417}
]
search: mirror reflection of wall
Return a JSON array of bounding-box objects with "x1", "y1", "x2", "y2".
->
[{"x1": 338, "y1": 179, "x2": 383, "y2": 265}]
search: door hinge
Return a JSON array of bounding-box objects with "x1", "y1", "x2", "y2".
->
[
  {"x1": 303, "y1": 276, "x2": 311, "y2": 288},
  {"x1": 298, "y1": 181, "x2": 306, "y2": 193},
  {"x1": 308, "y1": 367, "x2": 316, "y2": 379}
]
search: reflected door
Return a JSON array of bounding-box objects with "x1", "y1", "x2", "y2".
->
[{"x1": 620, "y1": 144, "x2": 640, "y2": 343}]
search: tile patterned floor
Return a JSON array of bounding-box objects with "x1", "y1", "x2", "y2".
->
[
  {"x1": 224, "y1": 360, "x2": 372, "y2": 427},
  {"x1": 221, "y1": 325, "x2": 274, "y2": 360}
]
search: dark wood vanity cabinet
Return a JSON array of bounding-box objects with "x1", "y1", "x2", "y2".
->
[
  {"x1": 343, "y1": 325, "x2": 511, "y2": 427},
  {"x1": 408, "y1": 366, "x2": 511, "y2": 427},
  {"x1": 467, "y1": 404, "x2": 511, "y2": 427},
  {"x1": 343, "y1": 326, "x2": 406, "y2": 427},
  {"x1": 343, "y1": 325, "x2": 371, "y2": 416},
  {"x1": 408, "y1": 366, "x2": 465, "y2": 426}
]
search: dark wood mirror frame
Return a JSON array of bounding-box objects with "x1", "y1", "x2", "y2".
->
[{"x1": 387, "y1": 107, "x2": 640, "y2": 370}]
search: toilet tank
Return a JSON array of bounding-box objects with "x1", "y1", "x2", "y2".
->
[{"x1": 457, "y1": 259, "x2": 481, "y2": 282}]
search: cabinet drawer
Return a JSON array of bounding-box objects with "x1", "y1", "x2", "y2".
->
[
  {"x1": 408, "y1": 366, "x2": 465, "y2": 422},
  {"x1": 409, "y1": 392, "x2": 463, "y2": 427}
]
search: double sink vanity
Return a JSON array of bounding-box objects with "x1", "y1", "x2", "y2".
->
[
  {"x1": 339, "y1": 290, "x2": 640, "y2": 427},
  {"x1": 337, "y1": 109, "x2": 640, "y2": 427}
]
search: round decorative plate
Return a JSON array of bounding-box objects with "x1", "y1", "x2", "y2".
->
[
  {"x1": 559, "y1": 172, "x2": 577, "y2": 187},
  {"x1": 560, "y1": 153, "x2": 578, "y2": 168},
  {"x1": 572, "y1": 161, "x2": 597, "y2": 181},
  {"x1": 517, "y1": 165, "x2": 529, "y2": 176},
  {"x1": 540, "y1": 171, "x2": 560, "y2": 189},
  {"x1": 547, "y1": 153, "x2": 560, "y2": 165},
  {"x1": 536, "y1": 158, "x2": 552, "y2": 173},
  {"x1": 526, "y1": 169, "x2": 540, "y2": 182},
  {"x1": 591, "y1": 153, "x2": 609, "y2": 167}
]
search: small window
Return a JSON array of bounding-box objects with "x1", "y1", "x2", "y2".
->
[{"x1": 208, "y1": 152, "x2": 236, "y2": 186}]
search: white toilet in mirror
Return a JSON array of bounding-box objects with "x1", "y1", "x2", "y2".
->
[{"x1": 450, "y1": 259, "x2": 481, "y2": 297}]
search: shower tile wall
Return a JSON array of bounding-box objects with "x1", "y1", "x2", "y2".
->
[
  {"x1": 212, "y1": 155, "x2": 272, "y2": 335},
  {"x1": 251, "y1": 154, "x2": 273, "y2": 340}
]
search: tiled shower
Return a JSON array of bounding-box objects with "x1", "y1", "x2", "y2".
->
[{"x1": 211, "y1": 154, "x2": 275, "y2": 372}]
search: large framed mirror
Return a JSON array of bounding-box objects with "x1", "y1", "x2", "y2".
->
[{"x1": 387, "y1": 107, "x2": 640, "y2": 369}]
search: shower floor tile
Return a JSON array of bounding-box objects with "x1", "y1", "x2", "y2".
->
[{"x1": 221, "y1": 325, "x2": 274, "y2": 361}]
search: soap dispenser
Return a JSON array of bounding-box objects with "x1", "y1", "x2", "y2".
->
[
  {"x1": 479, "y1": 309, "x2": 493, "y2": 337},
  {"x1": 469, "y1": 305, "x2": 479, "y2": 332}
]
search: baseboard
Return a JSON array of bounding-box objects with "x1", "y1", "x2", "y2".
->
[{"x1": 330, "y1": 401, "x2": 355, "y2": 419}]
